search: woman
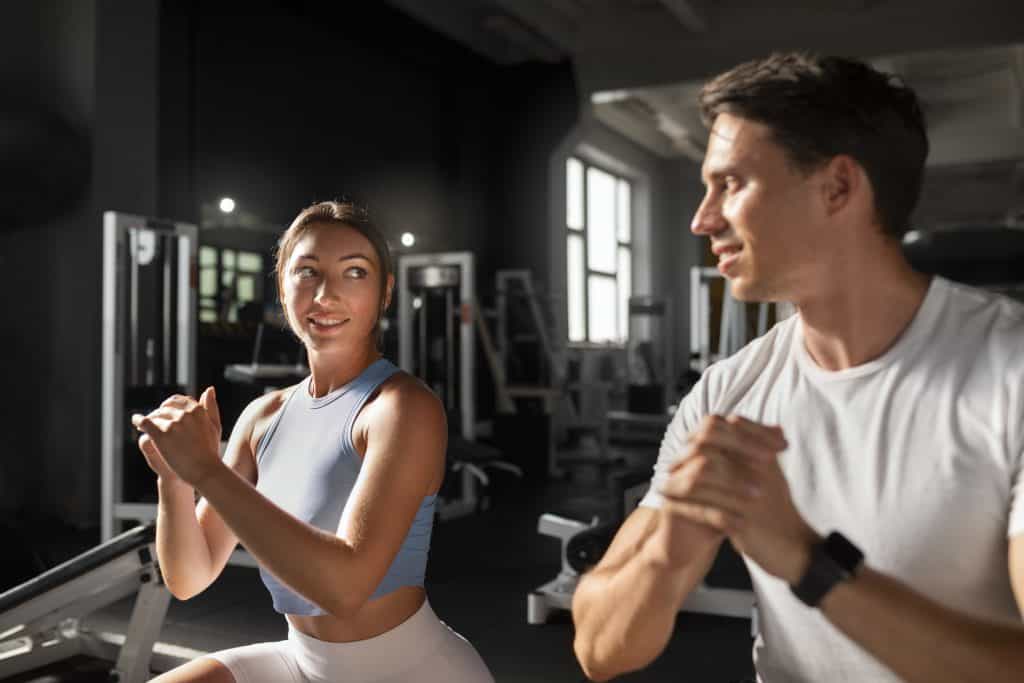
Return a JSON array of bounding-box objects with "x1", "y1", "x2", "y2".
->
[{"x1": 132, "y1": 201, "x2": 494, "y2": 683}]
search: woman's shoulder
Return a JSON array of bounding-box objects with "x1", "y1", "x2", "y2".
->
[
  {"x1": 238, "y1": 383, "x2": 303, "y2": 451},
  {"x1": 247, "y1": 383, "x2": 300, "y2": 419},
  {"x1": 375, "y1": 370, "x2": 444, "y2": 416}
]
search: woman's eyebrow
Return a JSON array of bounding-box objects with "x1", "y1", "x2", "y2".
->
[{"x1": 338, "y1": 253, "x2": 373, "y2": 263}]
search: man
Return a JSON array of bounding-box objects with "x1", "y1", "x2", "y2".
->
[{"x1": 571, "y1": 53, "x2": 1024, "y2": 682}]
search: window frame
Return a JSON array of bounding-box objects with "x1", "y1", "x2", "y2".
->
[{"x1": 566, "y1": 155, "x2": 633, "y2": 345}]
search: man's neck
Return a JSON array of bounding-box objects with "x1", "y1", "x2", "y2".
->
[{"x1": 795, "y1": 246, "x2": 931, "y2": 372}]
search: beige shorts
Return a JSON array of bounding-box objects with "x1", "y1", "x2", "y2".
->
[{"x1": 206, "y1": 600, "x2": 493, "y2": 683}]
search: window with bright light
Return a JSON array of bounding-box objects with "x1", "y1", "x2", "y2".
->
[
  {"x1": 566, "y1": 157, "x2": 632, "y2": 343},
  {"x1": 198, "y1": 246, "x2": 265, "y2": 323}
]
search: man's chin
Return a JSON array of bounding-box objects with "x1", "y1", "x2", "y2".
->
[{"x1": 728, "y1": 278, "x2": 776, "y2": 304}]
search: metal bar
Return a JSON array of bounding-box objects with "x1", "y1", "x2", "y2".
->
[
  {"x1": 418, "y1": 292, "x2": 427, "y2": 382},
  {"x1": 177, "y1": 230, "x2": 196, "y2": 393},
  {"x1": 398, "y1": 258, "x2": 412, "y2": 374},
  {"x1": 128, "y1": 227, "x2": 140, "y2": 387},
  {"x1": 473, "y1": 296, "x2": 515, "y2": 414},
  {"x1": 460, "y1": 253, "x2": 475, "y2": 441},
  {"x1": 112, "y1": 576, "x2": 172, "y2": 683},
  {"x1": 162, "y1": 232, "x2": 173, "y2": 385},
  {"x1": 101, "y1": 213, "x2": 120, "y2": 541},
  {"x1": 445, "y1": 287, "x2": 455, "y2": 412},
  {"x1": 757, "y1": 302, "x2": 770, "y2": 337}
]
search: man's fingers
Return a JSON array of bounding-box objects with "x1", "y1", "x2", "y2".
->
[
  {"x1": 725, "y1": 414, "x2": 787, "y2": 450},
  {"x1": 664, "y1": 450, "x2": 763, "y2": 500},
  {"x1": 663, "y1": 480, "x2": 753, "y2": 517},
  {"x1": 663, "y1": 499, "x2": 742, "y2": 535},
  {"x1": 685, "y1": 415, "x2": 785, "y2": 463}
]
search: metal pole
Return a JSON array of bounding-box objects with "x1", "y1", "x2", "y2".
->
[
  {"x1": 128, "y1": 228, "x2": 140, "y2": 387},
  {"x1": 162, "y1": 232, "x2": 173, "y2": 385},
  {"x1": 445, "y1": 287, "x2": 455, "y2": 412}
]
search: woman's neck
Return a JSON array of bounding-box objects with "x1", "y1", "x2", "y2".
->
[{"x1": 306, "y1": 345, "x2": 381, "y2": 397}]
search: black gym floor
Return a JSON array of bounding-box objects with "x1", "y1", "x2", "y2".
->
[{"x1": 24, "y1": 445, "x2": 757, "y2": 682}]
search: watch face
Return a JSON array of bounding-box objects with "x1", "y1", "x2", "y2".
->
[
  {"x1": 823, "y1": 532, "x2": 864, "y2": 574},
  {"x1": 791, "y1": 532, "x2": 864, "y2": 607}
]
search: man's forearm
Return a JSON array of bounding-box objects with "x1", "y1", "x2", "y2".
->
[
  {"x1": 572, "y1": 523, "x2": 719, "y2": 681},
  {"x1": 822, "y1": 566, "x2": 1024, "y2": 682}
]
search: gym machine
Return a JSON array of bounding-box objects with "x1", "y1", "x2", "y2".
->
[
  {"x1": 102, "y1": 212, "x2": 197, "y2": 541},
  {"x1": 606, "y1": 296, "x2": 676, "y2": 444},
  {"x1": 903, "y1": 224, "x2": 1024, "y2": 295},
  {"x1": 690, "y1": 267, "x2": 793, "y2": 372},
  {"x1": 397, "y1": 252, "x2": 521, "y2": 520},
  {"x1": 527, "y1": 479, "x2": 755, "y2": 626},
  {"x1": 0, "y1": 524, "x2": 194, "y2": 682}
]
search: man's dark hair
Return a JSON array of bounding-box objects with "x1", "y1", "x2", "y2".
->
[{"x1": 699, "y1": 53, "x2": 929, "y2": 239}]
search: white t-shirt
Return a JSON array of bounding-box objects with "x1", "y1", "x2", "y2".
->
[{"x1": 640, "y1": 276, "x2": 1024, "y2": 682}]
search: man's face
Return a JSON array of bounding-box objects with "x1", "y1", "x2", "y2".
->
[{"x1": 692, "y1": 113, "x2": 830, "y2": 302}]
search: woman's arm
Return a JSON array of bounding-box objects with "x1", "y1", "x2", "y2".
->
[
  {"x1": 136, "y1": 376, "x2": 445, "y2": 617},
  {"x1": 147, "y1": 390, "x2": 273, "y2": 599}
]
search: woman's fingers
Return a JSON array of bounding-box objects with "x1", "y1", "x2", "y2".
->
[{"x1": 200, "y1": 386, "x2": 222, "y2": 434}]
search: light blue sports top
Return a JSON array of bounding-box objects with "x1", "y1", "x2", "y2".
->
[{"x1": 253, "y1": 358, "x2": 437, "y2": 615}]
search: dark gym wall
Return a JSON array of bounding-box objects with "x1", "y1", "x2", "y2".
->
[
  {"x1": 0, "y1": 0, "x2": 583, "y2": 531},
  {"x1": 160, "y1": 1, "x2": 506, "y2": 254},
  {"x1": 0, "y1": 0, "x2": 96, "y2": 523},
  {"x1": 487, "y1": 62, "x2": 580, "y2": 285},
  {"x1": 0, "y1": 0, "x2": 163, "y2": 525}
]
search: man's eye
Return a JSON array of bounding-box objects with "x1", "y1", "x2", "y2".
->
[{"x1": 724, "y1": 176, "x2": 741, "y2": 191}]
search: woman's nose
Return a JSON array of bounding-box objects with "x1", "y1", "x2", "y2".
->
[{"x1": 313, "y1": 278, "x2": 340, "y2": 304}]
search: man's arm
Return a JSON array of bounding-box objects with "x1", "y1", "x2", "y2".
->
[
  {"x1": 571, "y1": 506, "x2": 721, "y2": 682},
  {"x1": 811, "y1": 535, "x2": 1024, "y2": 683},
  {"x1": 572, "y1": 414, "x2": 788, "y2": 681},
  {"x1": 671, "y1": 415, "x2": 1024, "y2": 683}
]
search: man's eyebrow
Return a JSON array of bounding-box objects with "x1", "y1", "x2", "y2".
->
[{"x1": 702, "y1": 164, "x2": 741, "y2": 183}]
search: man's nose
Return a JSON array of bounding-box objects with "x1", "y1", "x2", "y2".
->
[{"x1": 691, "y1": 193, "x2": 727, "y2": 236}]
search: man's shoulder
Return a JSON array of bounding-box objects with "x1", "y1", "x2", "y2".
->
[
  {"x1": 934, "y1": 277, "x2": 1024, "y2": 350},
  {"x1": 696, "y1": 312, "x2": 800, "y2": 407},
  {"x1": 705, "y1": 312, "x2": 800, "y2": 379}
]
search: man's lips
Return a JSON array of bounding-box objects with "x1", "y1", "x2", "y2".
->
[
  {"x1": 712, "y1": 242, "x2": 743, "y2": 257},
  {"x1": 715, "y1": 243, "x2": 743, "y2": 274}
]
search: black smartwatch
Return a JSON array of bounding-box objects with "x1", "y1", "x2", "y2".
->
[{"x1": 790, "y1": 531, "x2": 864, "y2": 607}]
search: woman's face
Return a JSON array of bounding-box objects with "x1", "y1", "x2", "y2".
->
[{"x1": 281, "y1": 223, "x2": 392, "y2": 355}]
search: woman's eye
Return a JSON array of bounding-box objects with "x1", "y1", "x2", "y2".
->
[
  {"x1": 294, "y1": 266, "x2": 317, "y2": 279},
  {"x1": 724, "y1": 176, "x2": 741, "y2": 192},
  {"x1": 345, "y1": 266, "x2": 368, "y2": 279}
]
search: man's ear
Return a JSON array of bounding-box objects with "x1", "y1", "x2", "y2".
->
[{"x1": 820, "y1": 155, "x2": 861, "y2": 217}]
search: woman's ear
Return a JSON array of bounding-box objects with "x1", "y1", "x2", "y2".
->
[{"x1": 383, "y1": 274, "x2": 395, "y2": 312}]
